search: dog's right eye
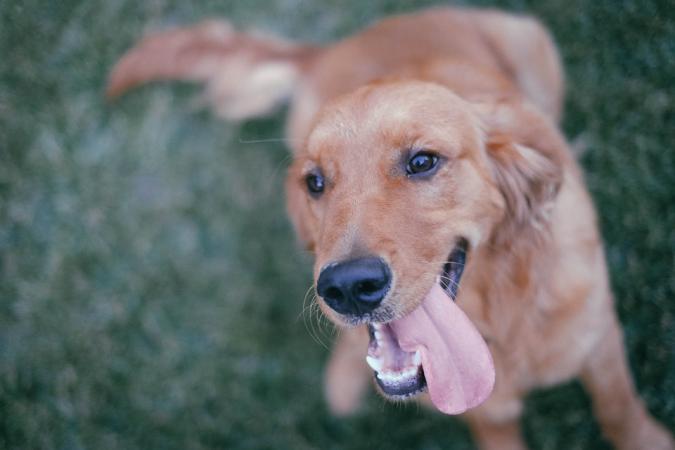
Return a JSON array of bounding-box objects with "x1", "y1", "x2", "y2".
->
[
  {"x1": 406, "y1": 151, "x2": 440, "y2": 177},
  {"x1": 305, "y1": 171, "x2": 325, "y2": 196}
]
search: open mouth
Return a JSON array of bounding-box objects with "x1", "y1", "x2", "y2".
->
[
  {"x1": 364, "y1": 239, "x2": 495, "y2": 414},
  {"x1": 367, "y1": 322, "x2": 426, "y2": 398},
  {"x1": 366, "y1": 242, "x2": 467, "y2": 398}
]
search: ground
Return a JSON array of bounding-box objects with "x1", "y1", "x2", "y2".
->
[{"x1": 1, "y1": 0, "x2": 673, "y2": 449}]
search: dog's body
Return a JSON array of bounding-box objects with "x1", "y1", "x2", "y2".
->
[{"x1": 108, "y1": 7, "x2": 673, "y2": 449}]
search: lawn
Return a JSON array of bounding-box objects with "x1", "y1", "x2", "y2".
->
[{"x1": 1, "y1": 0, "x2": 673, "y2": 449}]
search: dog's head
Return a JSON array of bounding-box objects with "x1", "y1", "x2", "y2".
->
[{"x1": 286, "y1": 80, "x2": 563, "y2": 413}]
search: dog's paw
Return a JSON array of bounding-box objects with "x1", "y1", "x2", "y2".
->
[
  {"x1": 641, "y1": 425, "x2": 674, "y2": 450},
  {"x1": 625, "y1": 417, "x2": 674, "y2": 450}
]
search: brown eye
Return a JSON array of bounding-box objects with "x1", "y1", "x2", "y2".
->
[
  {"x1": 406, "y1": 151, "x2": 439, "y2": 176},
  {"x1": 305, "y1": 171, "x2": 325, "y2": 196}
]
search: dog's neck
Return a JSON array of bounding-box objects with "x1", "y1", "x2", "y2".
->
[{"x1": 460, "y1": 216, "x2": 558, "y2": 347}]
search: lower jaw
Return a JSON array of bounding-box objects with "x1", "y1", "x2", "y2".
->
[{"x1": 375, "y1": 366, "x2": 427, "y2": 399}]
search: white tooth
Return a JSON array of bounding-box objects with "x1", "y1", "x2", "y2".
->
[
  {"x1": 377, "y1": 372, "x2": 396, "y2": 382},
  {"x1": 373, "y1": 323, "x2": 383, "y2": 330},
  {"x1": 377, "y1": 369, "x2": 418, "y2": 383},
  {"x1": 413, "y1": 350, "x2": 421, "y2": 366},
  {"x1": 366, "y1": 355, "x2": 383, "y2": 371}
]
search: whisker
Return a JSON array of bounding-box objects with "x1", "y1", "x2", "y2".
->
[
  {"x1": 299, "y1": 285, "x2": 330, "y2": 349},
  {"x1": 438, "y1": 274, "x2": 461, "y2": 290},
  {"x1": 262, "y1": 151, "x2": 294, "y2": 195},
  {"x1": 308, "y1": 302, "x2": 327, "y2": 349},
  {"x1": 238, "y1": 137, "x2": 302, "y2": 145},
  {"x1": 418, "y1": 259, "x2": 467, "y2": 267},
  {"x1": 297, "y1": 283, "x2": 316, "y2": 322},
  {"x1": 310, "y1": 295, "x2": 331, "y2": 350},
  {"x1": 316, "y1": 306, "x2": 337, "y2": 342}
]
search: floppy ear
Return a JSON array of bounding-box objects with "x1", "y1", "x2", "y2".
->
[
  {"x1": 477, "y1": 101, "x2": 565, "y2": 236},
  {"x1": 487, "y1": 134, "x2": 561, "y2": 228}
]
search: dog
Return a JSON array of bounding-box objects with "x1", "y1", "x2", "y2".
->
[{"x1": 107, "y1": 6, "x2": 674, "y2": 449}]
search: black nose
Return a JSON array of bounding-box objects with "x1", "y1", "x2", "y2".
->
[{"x1": 316, "y1": 257, "x2": 391, "y2": 316}]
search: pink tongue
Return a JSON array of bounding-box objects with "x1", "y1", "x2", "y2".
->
[{"x1": 389, "y1": 283, "x2": 495, "y2": 414}]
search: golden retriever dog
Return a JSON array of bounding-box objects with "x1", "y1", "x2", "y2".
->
[{"x1": 107, "y1": 6, "x2": 673, "y2": 450}]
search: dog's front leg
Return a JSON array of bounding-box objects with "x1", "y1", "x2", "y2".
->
[
  {"x1": 462, "y1": 342, "x2": 528, "y2": 450},
  {"x1": 580, "y1": 314, "x2": 674, "y2": 450},
  {"x1": 465, "y1": 394, "x2": 527, "y2": 450},
  {"x1": 324, "y1": 325, "x2": 371, "y2": 416},
  {"x1": 466, "y1": 415, "x2": 527, "y2": 450}
]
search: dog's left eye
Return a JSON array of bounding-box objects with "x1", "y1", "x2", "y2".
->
[
  {"x1": 305, "y1": 170, "x2": 325, "y2": 196},
  {"x1": 406, "y1": 151, "x2": 439, "y2": 176}
]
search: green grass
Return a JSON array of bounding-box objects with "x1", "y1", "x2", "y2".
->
[{"x1": 1, "y1": 0, "x2": 673, "y2": 448}]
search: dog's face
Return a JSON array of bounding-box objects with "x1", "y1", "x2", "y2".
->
[
  {"x1": 286, "y1": 81, "x2": 562, "y2": 410},
  {"x1": 289, "y1": 80, "x2": 557, "y2": 324}
]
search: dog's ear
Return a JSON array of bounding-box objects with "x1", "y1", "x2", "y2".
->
[{"x1": 476, "y1": 101, "x2": 565, "y2": 236}]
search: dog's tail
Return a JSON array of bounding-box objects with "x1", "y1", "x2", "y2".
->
[{"x1": 106, "y1": 20, "x2": 320, "y2": 120}]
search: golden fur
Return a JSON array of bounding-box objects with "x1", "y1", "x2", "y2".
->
[{"x1": 108, "y1": 7, "x2": 673, "y2": 449}]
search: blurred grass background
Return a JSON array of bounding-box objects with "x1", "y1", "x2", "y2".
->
[{"x1": 1, "y1": 0, "x2": 673, "y2": 448}]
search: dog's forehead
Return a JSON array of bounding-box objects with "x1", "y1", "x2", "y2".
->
[{"x1": 306, "y1": 81, "x2": 475, "y2": 161}]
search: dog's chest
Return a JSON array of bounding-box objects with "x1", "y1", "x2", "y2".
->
[{"x1": 458, "y1": 270, "x2": 603, "y2": 391}]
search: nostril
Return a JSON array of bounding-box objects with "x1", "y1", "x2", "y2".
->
[
  {"x1": 324, "y1": 286, "x2": 344, "y2": 302},
  {"x1": 355, "y1": 280, "x2": 381, "y2": 295},
  {"x1": 353, "y1": 277, "x2": 388, "y2": 303}
]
